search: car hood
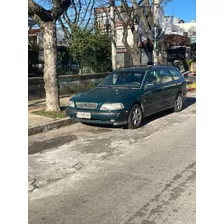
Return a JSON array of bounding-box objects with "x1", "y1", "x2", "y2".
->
[{"x1": 70, "y1": 87, "x2": 141, "y2": 103}]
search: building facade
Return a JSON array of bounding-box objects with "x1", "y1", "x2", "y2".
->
[
  {"x1": 28, "y1": 19, "x2": 72, "y2": 76},
  {"x1": 94, "y1": 4, "x2": 195, "y2": 68}
]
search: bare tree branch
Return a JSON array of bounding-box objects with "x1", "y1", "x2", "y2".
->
[
  {"x1": 122, "y1": 25, "x2": 133, "y2": 54},
  {"x1": 79, "y1": 0, "x2": 92, "y2": 27},
  {"x1": 138, "y1": 0, "x2": 144, "y2": 6},
  {"x1": 28, "y1": 0, "x2": 71, "y2": 23},
  {"x1": 58, "y1": 0, "x2": 98, "y2": 38},
  {"x1": 51, "y1": 0, "x2": 71, "y2": 20},
  {"x1": 71, "y1": 0, "x2": 78, "y2": 23},
  {"x1": 65, "y1": 10, "x2": 72, "y2": 25},
  {"x1": 58, "y1": 17, "x2": 70, "y2": 39},
  {"x1": 132, "y1": 0, "x2": 152, "y2": 37},
  {"x1": 114, "y1": 3, "x2": 133, "y2": 55},
  {"x1": 83, "y1": 0, "x2": 95, "y2": 29},
  {"x1": 115, "y1": 7, "x2": 125, "y2": 26},
  {"x1": 113, "y1": 0, "x2": 171, "y2": 65},
  {"x1": 28, "y1": 0, "x2": 53, "y2": 23},
  {"x1": 76, "y1": 0, "x2": 82, "y2": 23}
]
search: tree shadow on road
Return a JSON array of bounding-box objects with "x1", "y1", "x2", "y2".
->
[
  {"x1": 183, "y1": 96, "x2": 196, "y2": 110},
  {"x1": 78, "y1": 96, "x2": 196, "y2": 130}
]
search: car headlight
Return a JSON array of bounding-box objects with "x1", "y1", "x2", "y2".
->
[
  {"x1": 69, "y1": 101, "x2": 75, "y2": 107},
  {"x1": 100, "y1": 103, "x2": 124, "y2": 110}
]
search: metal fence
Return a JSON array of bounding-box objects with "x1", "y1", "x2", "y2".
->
[{"x1": 28, "y1": 64, "x2": 80, "y2": 77}]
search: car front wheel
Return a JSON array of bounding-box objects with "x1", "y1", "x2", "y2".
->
[
  {"x1": 127, "y1": 104, "x2": 143, "y2": 129},
  {"x1": 174, "y1": 93, "x2": 184, "y2": 112}
]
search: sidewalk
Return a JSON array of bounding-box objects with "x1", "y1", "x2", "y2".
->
[
  {"x1": 186, "y1": 76, "x2": 196, "y2": 92},
  {"x1": 28, "y1": 79, "x2": 196, "y2": 136},
  {"x1": 28, "y1": 95, "x2": 74, "y2": 136}
]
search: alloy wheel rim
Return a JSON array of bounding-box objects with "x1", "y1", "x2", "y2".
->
[
  {"x1": 176, "y1": 96, "x2": 183, "y2": 110},
  {"x1": 132, "y1": 108, "x2": 141, "y2": 126}
]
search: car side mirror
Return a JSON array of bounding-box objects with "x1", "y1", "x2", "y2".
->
[
  {"x1": 144, "y1": 82, "x2": 155, "y2": 90},
  {"x1": 182, "y1": 71, "x2": 190, "y2": 78},
  {"x1": 184, "y1": 72, "x2": 189, "y2": 78}
]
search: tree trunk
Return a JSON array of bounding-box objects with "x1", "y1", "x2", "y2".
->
[
  {"x1": 121, "y1": 26, "x2": 140, "y2": 66},
  {"x1": 131, "y1": 51, "x2": 140, "y2": 65},
  {"x1": 131, "y1": 30, "x2": 141, "y2": 65},
  {"x1": 158, "y1": 39, "x2": 167, "y2": 65},
  {"x1": 41, "y1": 22, "x2": 60, "y2": 111}
]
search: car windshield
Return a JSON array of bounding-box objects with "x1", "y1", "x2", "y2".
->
[{"x1": 99, "y1": 71, "x2": 145, "y2": 87}]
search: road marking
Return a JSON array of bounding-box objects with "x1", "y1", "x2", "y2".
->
[{"x1": 144, "y1": 131, "x2": 161, "y2": 140}]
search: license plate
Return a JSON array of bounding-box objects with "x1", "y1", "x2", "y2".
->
[{"x1": 77, "y1": 112, "x2": 91, "y2": 119}]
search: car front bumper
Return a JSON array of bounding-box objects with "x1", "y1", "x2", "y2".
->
[{"x1": 66, "y1": 107, "x2": 128, "y2": 126}]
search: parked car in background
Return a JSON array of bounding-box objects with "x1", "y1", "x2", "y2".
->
[{"x1": 66, "y1": 65, "x2": 187, "y2": 129}]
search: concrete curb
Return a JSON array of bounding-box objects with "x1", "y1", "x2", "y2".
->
[
  {"x1": 28, "y1": 118, "x2": 76, "y2": 136},
  {"x1": 28, "y1": 83, "x2": 196, "y2": 136}
]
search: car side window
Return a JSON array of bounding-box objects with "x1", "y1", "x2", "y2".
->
[
  {"x1": 169, "y1": 68, "x2": 182, "y2": 80},
  {"x1": 158, "y1": 68, "x2": 173, "y2": 84},
  {"x1": 146, "y1": 70, "x2": 156, "y2": 83},
  {"x1": 146, "y1": 69, "x2": 161, "y2": 84}
]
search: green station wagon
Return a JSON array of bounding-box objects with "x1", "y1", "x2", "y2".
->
[{"x1": 66, "y1": 65, "x2": 187, "y2": 129}]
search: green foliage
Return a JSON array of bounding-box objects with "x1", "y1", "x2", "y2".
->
[{"x1": 68, "y1": 25, "x2": 112, "y2": 73}]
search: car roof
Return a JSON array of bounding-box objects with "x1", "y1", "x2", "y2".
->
[{"x1": 114, "y1": 65, "x2": 168, "y2": 73}]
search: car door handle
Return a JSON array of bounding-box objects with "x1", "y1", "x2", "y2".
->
[{"x1": 161, "y1": 87, "x2": 165, "y2": 90}]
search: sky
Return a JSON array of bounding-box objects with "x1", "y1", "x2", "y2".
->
[{"x1": 163, "y1": 0, "x2": 196, "y2": 22}]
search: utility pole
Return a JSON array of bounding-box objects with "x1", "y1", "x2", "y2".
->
[
  {"x1": 110, "y1": 0, "x2": 117, "y2": 70},
  {"x1": 153, "y1": 25, "x2": 157, "y2": 65},
  {"x1": 153, "y1": 0, "x2": 160, "y2": 65}
]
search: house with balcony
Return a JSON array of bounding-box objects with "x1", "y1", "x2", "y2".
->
[
  {"x1": 163, "y1": 16, "x2": 196, "y2": 71},
  {"x1": 94, "y1": 6, "x2": 195, "y2": 68}
]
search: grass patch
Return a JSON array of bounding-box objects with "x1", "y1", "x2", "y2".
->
[{"x1": 32, "y1": 109, "x2": 67, "y2": 119}]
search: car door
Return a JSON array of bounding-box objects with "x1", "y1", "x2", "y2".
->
[
  {"x1": 141, "y1": 68, "x2": 164, "y2": 116},
  {"x1": 157, "y1": 67, "x2": 177, "y2": 109},
  {"x1": 168, "y1": 67, "x2": 187, "y2": 99}
]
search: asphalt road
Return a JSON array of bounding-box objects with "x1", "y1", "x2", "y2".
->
[{"x1": 28, "y1": 93, "x2": 196, "y2": 224}]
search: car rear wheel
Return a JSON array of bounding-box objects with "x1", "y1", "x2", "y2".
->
[
  {"x1": 127, "y1": 104, "x2": 143, "y2": 129},
  {"x1": 174, "y1": 93, "x2": 183, "y2": 112}
]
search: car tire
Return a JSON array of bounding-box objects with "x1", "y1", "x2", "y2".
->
[
  {"x1": 127, "y1": 104, "x2": 143, "y2": 129},
  {"x1": 174, "y1": 93, "x2": 184, "y2": 112}
]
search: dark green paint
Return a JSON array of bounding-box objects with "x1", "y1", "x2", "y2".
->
[{"x1": 66, "y1": 66, "x2": 186, "y2": 126}]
